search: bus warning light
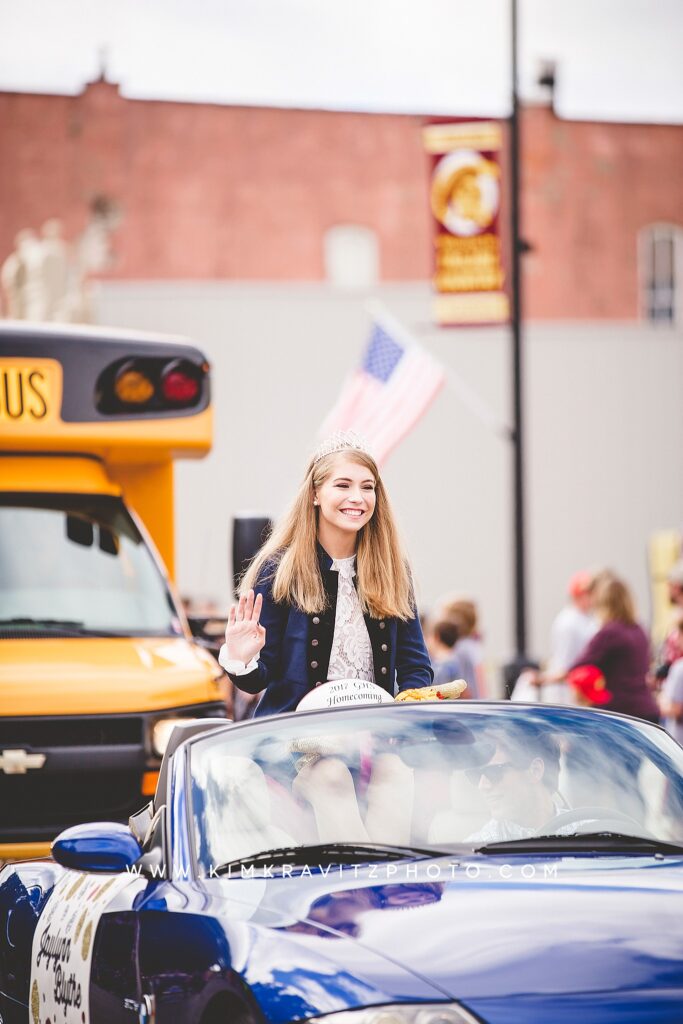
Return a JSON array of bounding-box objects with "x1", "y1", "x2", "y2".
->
[{"x1": 114, "y1": 367, "x2": 155, "y2": 405}]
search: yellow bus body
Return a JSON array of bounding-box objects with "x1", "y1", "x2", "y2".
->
[{"x1": 0, "y1": 323, "x2": 226, "y2": 860}]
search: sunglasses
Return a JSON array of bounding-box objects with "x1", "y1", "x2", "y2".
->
[{"x1": 465, "y1": 761, "x2": 517, "y2": 786}]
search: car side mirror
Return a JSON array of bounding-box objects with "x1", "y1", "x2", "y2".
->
[{"x1": 52, "y1": 822, "x2": 143, "y2": 873}]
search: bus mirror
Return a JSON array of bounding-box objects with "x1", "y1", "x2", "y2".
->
[
  {"x1": 66, "y1": 514, "x2": 94, "y2": 548},
  {"x1": 99, "y1": 526, "x2": 119, "y2": 556}
]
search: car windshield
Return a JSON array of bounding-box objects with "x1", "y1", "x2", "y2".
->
[
  {"x1": 189, "y1": 705, "x2": 683, "y2": 875},
  {"x1": 0, "y1": 494, "x2": 181, "y2": 636}
]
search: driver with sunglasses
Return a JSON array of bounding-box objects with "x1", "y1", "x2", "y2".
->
[{"x1": 465, "y1": 725, "x2": 564, "y2": 843}]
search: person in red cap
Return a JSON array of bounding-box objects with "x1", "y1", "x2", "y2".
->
[{"x1": 549, "y1": 571, "x2": 598, "y2": 676}]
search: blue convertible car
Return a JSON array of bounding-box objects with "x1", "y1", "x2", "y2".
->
[{"x1": 3, "y1": 702, "x2": 683, "y2": 1024}]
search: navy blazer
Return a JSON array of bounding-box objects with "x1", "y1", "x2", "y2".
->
[{"x1": 229, "y1": 547, "x2": 433, "y2": 716}]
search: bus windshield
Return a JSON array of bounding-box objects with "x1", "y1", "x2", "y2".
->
[{"x1": 0, "y1": 494, "x2": 182, "y2": 637}]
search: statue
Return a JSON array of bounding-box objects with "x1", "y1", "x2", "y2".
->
[
  {"x1": 41, "y1": 219, "x2": 71, "y2": 321},
  {"x1": 0, "y1": 199, "x2": 121, "y2": 324},
  {"x1": 1, "y1": 229, "x2": 41, "y2": 319}
]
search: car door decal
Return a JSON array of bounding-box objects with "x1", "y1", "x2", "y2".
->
[{"x1": 29, "y1": 870, "x2": 139, "y2": 1024}]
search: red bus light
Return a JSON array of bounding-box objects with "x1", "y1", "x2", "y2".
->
[{"x1": 161, "y1": 367, "x2": 200, "y2": 403}]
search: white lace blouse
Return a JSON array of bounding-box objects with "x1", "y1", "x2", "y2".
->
[{"x1": 327, "y1": 555, "x2": 375, "y2": 684}]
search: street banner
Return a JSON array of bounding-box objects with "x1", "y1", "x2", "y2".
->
[{"x1": 423, "y1": 121, "x2": 510, "y2": 326}]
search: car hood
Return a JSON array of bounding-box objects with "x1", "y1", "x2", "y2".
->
[
  {"x1": 1, "y1": 637, "x2": 222, "y2": 714},
  {"x1": 201, "y1": 853, "x2": 683, "y2": 1022}
]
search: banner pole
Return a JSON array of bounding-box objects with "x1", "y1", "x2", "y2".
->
[{"x1": 510, "y1": 0, "x2": 528, "y2": 663}]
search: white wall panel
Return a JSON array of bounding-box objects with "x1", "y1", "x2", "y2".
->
[{"x1": 94, "y1": 282, "x2": 683, "y2": 687}]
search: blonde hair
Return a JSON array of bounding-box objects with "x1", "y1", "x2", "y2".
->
[
  {"x1": 440, "y1": 598, "x2": 478, "y2": 638},
  {"x1": 241, "y1": 450, "x2": 413, "y2": 620},
  {"x1": 594, "y1": 574, "x2": 636, "y2": 626}
]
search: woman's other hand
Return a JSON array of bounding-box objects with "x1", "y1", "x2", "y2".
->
[{"x1": 224, "y1": 590, "x2": 266, "y2": 666}]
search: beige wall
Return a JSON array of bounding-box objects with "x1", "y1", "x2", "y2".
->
[{"x1": 94, "y1": 282, "x2": 683, "y2": 685}]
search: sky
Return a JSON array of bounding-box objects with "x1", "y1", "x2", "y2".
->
[{"x1": 1, "y1": 0, "x2": 682, "y2": 123}]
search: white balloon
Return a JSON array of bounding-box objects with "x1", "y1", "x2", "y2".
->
[{"x1": 296, "y1": 678, "x2": 393, "y2": 712}]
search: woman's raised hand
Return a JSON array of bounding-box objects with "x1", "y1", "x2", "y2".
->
[{"x1": 224, "y1": 590, "x2": 266, "y2": 666}]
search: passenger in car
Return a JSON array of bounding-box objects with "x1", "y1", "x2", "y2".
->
[
  {"x1": 203, "y1": 755, "x2": 300, "y2": 866},
  {"x1": 462, "y1": 724, "x2": 564, "y2": 843},
  {"x1": 291, "y1": 743, "x2": 414, "y2": 846}
]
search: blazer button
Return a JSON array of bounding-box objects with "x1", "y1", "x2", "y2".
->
[
  {"x1": 311, "y1": 661, "x2": 318, "y2": 669},
  {"x1": 379, "y1": 621, "x2": 386, "y2": 630},
  {"x1": 381, "y1": 666, "x2": 388, "y2": 675},
  {"x1": 381, "y1": 643, "x2": 388, "y2": 652},
  {"x1": 312, "y1": 616, "x2": 320, "y2": 625}
]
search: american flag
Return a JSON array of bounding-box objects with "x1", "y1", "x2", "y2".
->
[{"x1": 320, "y1": 318, "x2": 446, "y2": 464}]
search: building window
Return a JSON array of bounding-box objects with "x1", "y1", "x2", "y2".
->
[
  {"x1": 639, "y1": 224, "x2": 683, "y2": 325},
  {"x1": 324, "y1": 224, "x2": 379, "y2": 290}
]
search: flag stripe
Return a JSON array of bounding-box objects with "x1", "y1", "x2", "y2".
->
[
  {"x1": 319, "y1": 319, "x2": 445, "y2": 465},
  {"x1": 367, "y1": 349, "x2": 441, "y2": 440},
  {"x1": 371, "y1": 354, "x2": 445, "y2": 461},
  {"x1": 374, "y1": 371, "x2": 445, "y2": 462}
]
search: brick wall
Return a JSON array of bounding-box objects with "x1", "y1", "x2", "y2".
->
[
  {"x1": 1, "y1": 80, "x2": 681, "y2": 318},
  {"x1": 521, "y1": 106, "x2": 683, "y2": 318}
]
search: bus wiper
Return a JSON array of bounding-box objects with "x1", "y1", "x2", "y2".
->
[
  {"x1": 213, "y1": 841, "x2": 451, "y2": 875},
  {"x1": 475, "y1": 832, "x2": 683, "y2": 855},
  {"x1": 0, "y1": 617, "x2": 86, "y2": 628},
  {"x1": 0, "y1": 617, "x2": 128, "y2": 637}
]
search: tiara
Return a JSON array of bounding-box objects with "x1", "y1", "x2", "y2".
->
[{"x1": 312, "y1": 430, "x2": 374, "y2": 464}]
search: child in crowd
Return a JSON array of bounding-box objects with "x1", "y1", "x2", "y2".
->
[
  {"x1": 425, "y1": 617, "x2": 472, "y2": 696},
  {"x1": 440, "y1": 598, "x2": 486, "y2": 698}
]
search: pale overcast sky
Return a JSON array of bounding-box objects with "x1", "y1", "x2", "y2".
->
[{"x1": 1, "y1": 0, "x2": 681, "y2": 123}]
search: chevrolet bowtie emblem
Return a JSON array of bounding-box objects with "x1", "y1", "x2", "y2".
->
[{"x1": 0, "y1": 749, "x2": 47, "y2": 774}]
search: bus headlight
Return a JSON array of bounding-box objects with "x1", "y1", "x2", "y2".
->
[{"x1": 151, "y1": 717, "x2": 191, "y2": 757}]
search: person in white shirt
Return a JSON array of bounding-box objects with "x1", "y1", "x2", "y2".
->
[
  {"x1": 516, "y1": 570, "x2": 598, "y2": 704},
  {"x1": 548, "y1": 571, "x2": 598, "y2": 672}
]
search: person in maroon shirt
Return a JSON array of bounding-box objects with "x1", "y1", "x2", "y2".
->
[{"x1": 567, "y1": 574, "x2": 659, "y2": 723}]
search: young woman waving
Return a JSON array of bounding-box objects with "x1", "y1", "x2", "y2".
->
[{"x1": 219, "y1": 433, "x2": 432, "y2": 716}]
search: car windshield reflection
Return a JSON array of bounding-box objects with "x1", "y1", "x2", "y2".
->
[{"x1": 188, "y1": 706, "x2": 683, "y2": 876}]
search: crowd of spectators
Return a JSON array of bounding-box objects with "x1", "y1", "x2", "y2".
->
[{"x1": 422, "y1": 560, "x2": 683, "y2": 743}]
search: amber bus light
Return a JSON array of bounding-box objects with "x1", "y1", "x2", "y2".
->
[{"x1": 115, "y1": 368, "x2": 155, "y2": 404}]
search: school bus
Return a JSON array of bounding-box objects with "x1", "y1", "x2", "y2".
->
[{"x1": 0, "y1": 321, "x2": 228, "y2": 860}]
